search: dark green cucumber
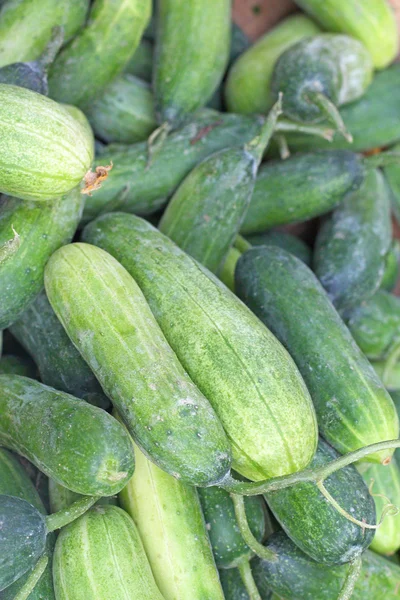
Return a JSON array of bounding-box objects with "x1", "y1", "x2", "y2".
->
[
  {"x1": 82, "y1": 213, "x2": 318, "y2": 482},
  {"x1": 235, "y1": 246, "x2": 399, "y2": 463},
  {"x1": 0, "y1": 375, "x2": 135, "y2": 496},
  {"x1": 246, "y1": 231, "x2": 311, "y2": 266},
  {"x1": 220, "y1": 567, "x2": 272, "y2": 600},
  {"x1": 124, "y1": 38, "x2": 153, "y2": 81},
  {"x1": 10, "y1": 290, "x2": 110, "y2": 409},
  {"x1": 44, "y1": 243, "x2": 231, "y2": 487},
  {"x1": 385, "y1": 142, "x2": 400, "y2": 224},
  {"x1": 0, "y1": 354, "x2": 37, "y2": 378}
]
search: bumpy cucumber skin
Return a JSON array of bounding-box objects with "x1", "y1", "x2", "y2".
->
[
  {"x1": 246, "y1": 232, "x2": 311, "y2": 266},
  {"x1": 295, "y1": 0, "x2": 398, "y2": 69},
  {"x1": 219, "y1": 567, "x2": 272, "y2": 600},
  {"x1": 241, "y1": 150, "x2": 364, "y2": 233},
  {"x1": 266, "y1": 438, "x2": 375, "y2": 565},
  {"x1": 83, "y1": 213, "x2": 318, "y2": 482},
  {"x1": 0, "y1": 189, "x2": 83, "y2": 330},
  {"x1": 53, "y1": 505, "x2": 164, "y2": 600},
  {"x1": 0, "y1": 354, "x2": 37, "y2": 378},
  {"x1": 49, "y1": 0, "x2": 151, "y2": 108},
  {"x1": 198, "y1": 485, "x2": 265, "y2": 569},
  {"x1": 45, "y1": 243, "x2": 231, "y2": 487},
  {"x1": 225, "y1": 15, "x2": 320, "y2": 115},
  {"x1": 0, "y1": 375, "x2": 135, "y2": 496},
  {"x1": 235, "y1": 247, "x2": 399, "y2": 463},
  {"x1": 119, "y1": 441, "x2": 224, "y2": 600},
  {"x1": 10, "y1": 291, "x2": 109, "y2": 409},
  {"x1": 154, "y1": 0, "x2": 230, "y2": 127},
  {"x1": 314, "y1": 169, "x2": 392, "y2": 313},
  {"x1": 83, "y1": 109, "x2": 264, "y2": 222},
  {"x1": 124, "y1": 38, "x2": 153, "y2": 81}
]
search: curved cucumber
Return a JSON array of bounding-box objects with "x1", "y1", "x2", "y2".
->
[
  {"x1": 45, "y1": 243, "x2": 231, "y2": 487},
  {"x1": 53, "y1": 505, "x2": 164, "y2": 600},
  {"x1": 246, "y1": 232, "x2": 311, "y2": 266},
  {"x1": 235, "y1": 246, "x2": 399, "y2": 464},
  {"x1": 0, "y1": 375, "x2": 135, "y2": 496},
  {"x1": 0, "y1": 354, "x2": 37, "y2": 378},
  {"x1": 82, "y1": 213, "x2": 318, "y2": 481}
]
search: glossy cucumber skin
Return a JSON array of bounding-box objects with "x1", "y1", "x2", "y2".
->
[
  {"x1": 83, "y1": 213, "x2": 318, "y2": 481},
  {"x1": 119, "y1": 441, "x2": 224, "y2": 600},
  {"x1": 154, "y1": 0, "x2": 230, "y2": 127},
  {"x1": 266, "y1": 438, "x2": 375, "y2": 565},
  {"x1": 314, "y1": 169, "x2": 392, "y2": 313},
  {"x1": 246, "y1": 232, "x2": 311, "y2": 266},
  {"x1": 45, "y1": 243, "x2": 231, "y2": 486},
  {"x1": 53, "y1": 505, "x2": 164, "y2": 600},
  {"x1": 235, "y1": 247, "x2": 399, "y2": 463},
  {"x1": 385, "y1": 142, "x2": 400, "y2": 224},
  {"x1": 241, "y1": 150, "x2": 365, "y2": 233},
  {"x1": 0, "y1": 375, "x2": 135, "y2": 496},
  {"x1": 124, "y1": 38, "x2": 153, "y2": 81},
  {"x1": 0, "y1": 189, "x2": 83, "y2": 330},
  {"x1": 82, "y1": 110, "x2": 264, "y2": 223},
  {"x1": 294, "y1": 0, "x2": 398, "y2": 69},
  {"x1": 225, "y1": 15, "x2": 320, "y2": 115},
  {"x1": 10, "y1": 291, "x2": 109, "y2": 409}
]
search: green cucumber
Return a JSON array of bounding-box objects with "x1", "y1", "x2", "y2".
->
[
  {"x1": 154, "y1": 0, "x2": 230, "y2": 128},
  {"x1": 45, "y1": 242, "x2": 231, "y2": 486},
  {"x1": 49, "y1": 0, "x2": 151, "y2": 108},
  {"x1": 0, "y1": 188, "x2": 83, "y2": 329},
  {"x1": 219, "y1": 567, "x2": 272, "y2": 600},
  {"x1": 246, "y1": 232, "x2": 311, "y2": 266},
  {"x1": 0, "y1": 375, "x2": 135, "y2": 496},
  {"x1": 373, "y1": 362, "x2": 400, "y2": 391},
  {"x1": 225, "y1": 14, "x2": 320, "y2": 115},
  {"x1": 384, "y1": 143, "x2": 400, "y2": 224},
  {"x1": 235, "y1": 246, "x2": 399, "y2": 463},
  {"x1": 294, "y1": 0, "x2": 398, "y2": 69},
  {"x1": 10, "y1": 290, "x2": 110, "y2": 409},
  {"x1": 0, "y1": 354, "x2": 37, "y2": 378},
  {"x1": 82, "y1": 213, "x2": 318, "y2": 481},
  {"x1": 219, "y1": 247, "x2": 242, "y2": 292},
  {"x1": 381, "y1": 240, "x2": 400, "y2": 292},
  {"x1": 124, "y1": 38, "x2": 153, "y2": 81},
  {"x1": 119, "y1": 440, "x2": 225, "y2": 600},
  {"x1": 48, "y1": 480, "x2": 117, "y2": 514},
  {"x1": 314, "y1": 169, "x2": 392, "y2": 312},
  {"x1": 0, "y1": 85, "x2": 94, "y2": 201}
]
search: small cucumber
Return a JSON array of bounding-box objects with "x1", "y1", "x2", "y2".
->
[
  {"x1": 83, "y1": 213, "x2": 318, "y2": 482},
  {"x1": 219, "y1": 567, "x2": 272, "y2": 600},
  {"x1": 53, "y1": 505, "x2": 164, "y2": 600},
  {"x1": 119, "y1": 440, "x2": 225, "y2": 600},
  {"x1": 314, "y1": 169, "x2": 392, "y2": 312},
  {"x1": 154, "y1": 0, "x2": 230, "y2": 128},
  {"x1": 124, "y1": 38, "x2": 153, "y2": 81},
  {"x1": 49, "y1": 0, "x2": 151, "y2": 108},
  {"x1": 246, "y1": 232, "x2": 311, "y2": 266},
  {"x1": 235, "y1": 246, "x2": 399, "y2": 464},
  {"x1": 0, "y1": 375, "x2": 135, "y2": 496},
  {"x1": 0, "y1": 354, "x2": 37, "y2": 378},
  {"x1": 45, "y1": 243, "x2": 231, "y2": 487},
  {"x1": 381, "y1": 240, "x2": 400, "y2": 292}
]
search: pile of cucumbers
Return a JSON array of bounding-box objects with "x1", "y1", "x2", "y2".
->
[{"x1": 2, "y1": 0, "x2": 400, "y2": 598}]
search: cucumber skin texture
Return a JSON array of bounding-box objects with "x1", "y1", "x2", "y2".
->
[
  {"x1": 0, "y1": 85, "x2": 93, "y2": 201},
  {"x1": 314, "y1": 169, "x2": 392, "y2": 313},
  {"x1": 294, "y1": 0, "x2": 398, "y2": 69},
  {"x1": 198, "y1": 485, "x2": 265, "y2": 569},
  {"x1": 0, "y1": 375, "x2": 135, "y2": 496},
  {"x1": 246, "y1": 232, "x2": 311, "y2": 266},
  {"x1": 119, "y1": 441, "x2": 225, "y2": 600},
  {"x1": 45, "y1": 243, "x2": 231, "y2": 487},
  {"x1": 154, "y1": 0, "x2": 230, "y2": 127},
  {"x1": 10, "y1": 291, "x2": 110, "y2": 410},
  {"x1": 235, "y1": 247, "x2": 399, "y2": 463},
  {"x1": 225, "y1": 14, "x2": 320, "y2": 115},
  {"x1": 49, "y1": 0, "x2": 151, "y2": 108},
  {"x1": 83, "y1": 213, "x2": 318, "y2": 482},
  {"x1": 241, "y1": 150, "x2": 365, "y2": 233},
  {"x1": 0, "y1": 189, "x2": 83, "y2": 330},
  {"x1": 85, "y1": 74, "x2": 156, "y2": 144},
  {"x1": 83, "y1": 109, "x2": 264, "y2": 223},
  {"x1": 53, "y1": 505, "x2": 164, "y2": 600},
  {"x1": 0, "y1": 354, "x2": 37, "y2": 378},
  {"x1": 266, "y1": 438, "x2": 375, "y2": 565},
  {"x1": 219, "y1": 568, "x2": 272, "y2": 600},
  {"x1": 124, "y1": 38, "x2": 153, "y2": 81}
]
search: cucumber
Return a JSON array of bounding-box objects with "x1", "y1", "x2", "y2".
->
[
  {"x1": 225, "y1": 14, "x2": 320, "y2": 115},
  {"x1": 381, "y1": 240, "x2": 400, "y2": 292},
  {"x1": 219, "y1": 247, "x2": 242, "y2": 292},
  {"x1": 219, "y1": 567, "x2": 272, "y2": 600},
  {"x1": 0, "y1": 375, "x2": 135, "y2": 496},
  {"x1": 124, "y1": 38, "x2": 153, "y2": 81},
  {"x1": 314, "y1": 169, "x2": 392, "y2": 312},
  {"x1": 0, "y1": 189, "x2": 83, "y2": 330},
  {"x1": 82, "y1": 213, "x2": 318, "y2": 481},
  {"x1": 294, "y1": 0, "x2": 398, "y2": 69},
  {"x1": 246, "y1": 232, "x2": 311, "y2": 266},
  {"x1": 48, "y1": 480, "x2": 117, "y2": 514},
  {"x1": 119, "y1": 440, "x2": 225, "y2": 600},
  {"x1": 373, "y1": 362, "x2": 400, "y2": 391},
  {"x1": 49, "y1": 0, "x2": 151, "y2": 108},
  {"x1": 384, "y1": 143, "x2": 400, "y2": 224},
  {"x1": 44, "y1": 242, "x2": 231, "y2": 487},
  {"x1": 10, "y1": 290, "x2": 110, "y2": 409},
  {"x1": 0, "y1": 85, "x2": 94, "y2": 201},
  {"x1": 154, "y1": 0, "x2": 230, "y2": 128},
  {"x1": 235, "y1": 246, "x2": 399, "y2": 464},
  {"x1": 0, "y1": 354, "x2": 37, "y2": 378},
  {"x1": 53, "y1": 505, "x2": 164, "y2": 600}
]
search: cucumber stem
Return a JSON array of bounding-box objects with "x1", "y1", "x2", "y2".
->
[
  {"x1": 275, "y1": 134, "x2": 290, "y2": 160},
  {"x1": 306, "y1": 91, "x2": 353, "y2": 144},
  {"x1": 238, "y1": 560, "x2": 263, "y2": 600},
  {"x1": 245, "y1": 94, "x2": 283, "y2": 166},
  {"x1": 45, "y1": 495, "x2": 99, "y2": 532},
  {"x1": 316, "y1": 480, "x2": 378, "y2": 530},
  {"x1": 276, "y1": 119, "x2": 334, "y2": 141},
  {"x1": 363, "y1": 151, "x2": 400, "y2": 170},
  {"x1": 381, "y1": 339, "x2": 400, "y2": 388},
  {"x1": 12, "y1": 555, "x2": 49, "y2": 600},
  {"x1": 231, "y1": 494, "x2": 277, "y2": 562},
  {"x1": 337, "y1": 557, "x2": 362, "y2": 600}
]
